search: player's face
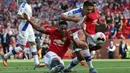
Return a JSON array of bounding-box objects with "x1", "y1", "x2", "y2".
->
[
  {"x1": 59, "y1": 25, "x2": 67, "y2": 35},
  {"x1": 83, "y1": 6, "x2": 94, "y2": 15}
]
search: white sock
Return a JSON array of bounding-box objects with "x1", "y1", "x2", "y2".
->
[
  {"x1": 83, "y1": 49, "x2": 94, "y2": 69},
  {"x1": 33, "y1": 55, "x2": 40, "y2": 65},
  {"x1": 86, "y1": 60, "x2": 94, "y2": 69},
  {"x1": 4, "y1": 46, "x2": 22, "y2": 59},
  {"x1": 30, "y1": 45, "x2": 40, "y2": 65},
  {"x1": 4, "y1": 52, "x2": 13, "y2": 59}
]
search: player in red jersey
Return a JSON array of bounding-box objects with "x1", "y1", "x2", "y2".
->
[
  {"x1": 82, "y1": 2, "x2": 108, "y2": 53},
  {"x1": 23, "y1": 13, "x2": 71, "y2": 73},
  {"x1": 60, "y1": 1, "x2": 98, "y2": 73}
]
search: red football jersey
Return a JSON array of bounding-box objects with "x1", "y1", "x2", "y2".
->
[
  {"x1": 85, "y1": 10, "x2": 99, "y2": 35},
  {"x1": 45, "y1": 28, "x2": 71, "y2": 58}
]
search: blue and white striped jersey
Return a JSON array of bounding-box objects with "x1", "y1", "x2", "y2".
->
[{"x1": 63, "y1": 7, "x2": 83, "y2": 30}]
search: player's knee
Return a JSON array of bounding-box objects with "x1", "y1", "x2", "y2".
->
[
  {"x1": 74, "y1": 39, "x2": 89, "y2": 49},
  {"x1": 76, "y1": 52, "x2": 84, "y2": 61},
  {"x1": 50, "y1": 58, "x2": 60, "y2": 69}
]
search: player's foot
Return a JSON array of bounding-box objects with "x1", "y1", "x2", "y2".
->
[
  {"x1": 80, "y1": 61, "x2": 87, "y2": 66},
  {"x1": 1, "y1": 55, "x2": 8, "y2": 66},
  {"x1": 34, "y1": 63, "x2": 46, "y2": 69},
  {"x1": 89, "y1": 68, "x2": 98, "y2": 73},
  {"x1": 64, "y1": 68, "x2": 77, "y2": 72},
  {"x1": 50, "y1": 64, "x2": 64, "y2": 73},
  {"x1": 37, "y1": 63, "x2": 46, "y2": 67}
]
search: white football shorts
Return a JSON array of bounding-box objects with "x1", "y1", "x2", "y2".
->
[{"x1": 43, "y1": 51, "x2": 64, "y2": 70}]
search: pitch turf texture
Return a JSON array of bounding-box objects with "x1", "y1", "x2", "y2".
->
[{"x1": 0, "y1": 59, "x2": 130, "y2": 73}]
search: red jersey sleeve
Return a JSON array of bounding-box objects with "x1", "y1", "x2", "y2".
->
[
  {"x1": 45, "y1": 28, "x2": 56, "y2": 35},
  {"x1": 44, "y1": 26, "x2": 58, "y2": 35}
]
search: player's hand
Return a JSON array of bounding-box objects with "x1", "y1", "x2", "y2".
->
[{"x1": 23, "y1": 13, "x2": 29, "y2": 21}]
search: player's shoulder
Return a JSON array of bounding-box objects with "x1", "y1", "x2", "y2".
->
[
  {"x1": 64, "y1": 7, "x2": 82, "y2": 15},
  {"x1": 71, "y1": 7, "x2": 82, "y2": 14},
  {"x1": 20, "y1": 1, "x2": 27, "y2": 8},
  {"x1": 45, "y1": 26, "x2": 58, "y2": 32}
]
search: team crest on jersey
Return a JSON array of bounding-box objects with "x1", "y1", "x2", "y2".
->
[{"x1": 62, "y1": 37, "x2": 66, "y2": 42}]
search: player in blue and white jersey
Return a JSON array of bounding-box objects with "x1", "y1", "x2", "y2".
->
[{"x1": 1, "y1": 0, "x2": 45, "y2": 68}]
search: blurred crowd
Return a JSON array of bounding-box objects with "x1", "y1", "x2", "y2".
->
[{"x1": 0, "y1": 0, "x2": 130, "y2": 59}]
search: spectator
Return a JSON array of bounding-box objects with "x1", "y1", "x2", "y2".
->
[
  {"x1": 107, "y1": 40, "x2": 116, "y2": 59},
  {"x1": 1, "y1": 26, "x2": 12, "y2": 55},
  {"x1": 116, "y1": 29, "x2": 125, "y2": 39},
  {"x1": 114, "y1": 13, "x2": 123, "y2": 31},
  {"x1": 35, "y1": 31, "x2": 42, "y2": 51},
  {"x1": 119, "y1": 40, "x2": 127, "y2": 59},
  {"x1": 109, "y1": 23, "x2": 117, "y2": 39},
  {"x1": 105, "y1": 11, "x2": 114, "y2": 25}
]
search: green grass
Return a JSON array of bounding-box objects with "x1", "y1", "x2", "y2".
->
[{"x1": 0, "y1": 59, "x2": 130, "y2": 73}]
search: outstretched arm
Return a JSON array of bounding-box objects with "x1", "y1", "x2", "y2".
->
[
  {"x1": 60, "y1": 14, "x2": 80, "y2": 23},
  {"x1": 23, "y1": 13, "x2": 47, "y2": 34}
]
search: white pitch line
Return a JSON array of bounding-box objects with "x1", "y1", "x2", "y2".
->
[
  {"x1": 0, "y1": 66, "x2": 130, "y2": 73},
  {"x1": 0, "y1": 70, "x2": 48, "y2": 73},
  {"x1": 0, "y1": 59, "x2": 130, "y2": 62}
]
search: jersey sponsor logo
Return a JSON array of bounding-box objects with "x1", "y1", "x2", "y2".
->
[
  {"x1": 72, "y1": 8, "x2": 81, "y2": 14},
  {"x1": 53, "y1": 39, "x2": 65, "y2": 46}
]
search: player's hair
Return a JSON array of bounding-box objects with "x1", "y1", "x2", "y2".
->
[
  {"x1": 59, "y1": 21, "x2": 68, "y2": 26},
  {"x1": 83, "y1": 1, "x2": 94, "y2": 7},
  {"x1": 93, "y1": 2, "x2": 97, "y2": 5}
]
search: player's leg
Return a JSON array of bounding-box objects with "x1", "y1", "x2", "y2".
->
[
  {"x1": 64, "y1": 56, "x2": 80, "y2": 72},
  {"x1": 43, "y1": 51, "x2": 64, "y2": 73},
  {"x1": 28, "y1": 32, "x2": 45, "y2": 68},
  {"x1": 50, "y1": 58, "x2": 64, "y2": 73},
  {"x1": 1, "y1": 31, "x2": 26, "y2": 66},
  {"x1": 1, "y1": 46, "x2": 22, "y2": 66},
  {"x1": 73, "y1": 30, "x2": 97, "y2": 73},
  {"x1": 64, "y1": 31, "x2": 86, "y2": 72},
  {"x1": 29, "y1": 42, "x2": 45, "y2": 67}
]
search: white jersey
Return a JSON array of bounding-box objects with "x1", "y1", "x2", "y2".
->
[
  {"x1": 63, "y1": 8, "x2": 83, "y2": 30},
  {"x1": 17, "y1": 1, "x2": 32, "y2": 31},
  {"x1": 17, "y1": 2, "x2": 35, "y2": 45}
]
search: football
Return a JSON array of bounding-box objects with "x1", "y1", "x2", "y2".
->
[{"x1": 93, "y1": 32, "x2": 106, "y2": 44}]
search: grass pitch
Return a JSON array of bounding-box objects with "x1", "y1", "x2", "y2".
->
[{"x1": 0, "y1": 59, "x2": 130, "y2": 73}]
